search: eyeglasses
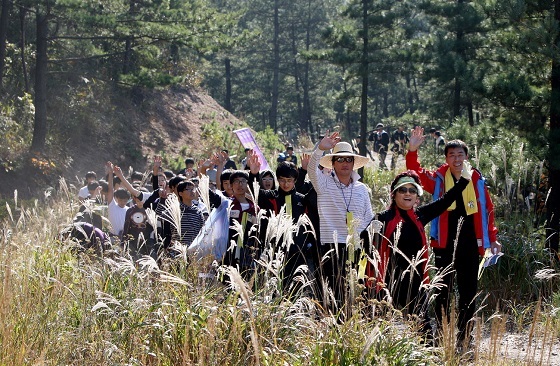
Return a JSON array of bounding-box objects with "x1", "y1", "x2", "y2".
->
[
  {"x1": 334, "y1": 157, "x2": 354, "y2": 163},
  {"x1": 278, "y1": 178, "x2": 295, "y2": 184},
  {"x1": 232, "y1": 179, "x2": 247, "y2": 185},
  {"x1": 397, "y1": 187, "x2": 418, "y2": 195},
  {"x1": 261, "y1": 177, "x2": 274, "y2": 182}
]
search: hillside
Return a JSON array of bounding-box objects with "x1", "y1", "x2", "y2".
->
[
  {"x1": 0, "y1": 86, "x2": 245, "y2": 199},
  {"x1": 70, "y1": 86, "x2": 244, "y2": 174}
]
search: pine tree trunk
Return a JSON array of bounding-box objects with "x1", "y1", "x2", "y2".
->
[
  {"x1": 269, "y1": 0, "x2": 280, "y2": 132},
  {"x1": 545, "y1": 0, "x2": 560, "y2": 259},
  {"x1": 303, "y1": 3, "x2": 312, "y2": 136},
  {"x1": 358, "y1": 0, "x2": 369, "y2": 179},
  {"x1": 224, "y1": 58, "x2": 232, "y2": 113},
  {"x1": 467, "y1": 101, "x2": 474, "y2": 126},
  {"x1": 31, "y1": 8, "x2": 48, "y2": 153},
  {"x1": 19, "y1": 6, "x2": 28, "y2": 92},
  {"x1": 453, "y1": 77, "x2": 461, "y2": 118},
  {"x1": 290, "y1": 23, "x2": 303, "y2": 133},
  {"x1": 0, "y1": 0, "x2": 11, "y2": 89}
]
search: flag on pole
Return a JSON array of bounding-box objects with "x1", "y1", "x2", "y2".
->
[{"x1": 233, "y1": 128, "x2": 270, "y2": 170}]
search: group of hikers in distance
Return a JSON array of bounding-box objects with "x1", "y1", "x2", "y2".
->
[{"x1": 67, "y1": 125, "x2": 501, "y2": 353}]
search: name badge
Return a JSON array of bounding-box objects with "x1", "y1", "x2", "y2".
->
[{"x1": 346, "y1": 211, "x2": 353, "y2": 228}]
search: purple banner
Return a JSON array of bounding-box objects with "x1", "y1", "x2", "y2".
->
[{"x1": 233, "y1": 128, "x2": 270, "y2": 170}]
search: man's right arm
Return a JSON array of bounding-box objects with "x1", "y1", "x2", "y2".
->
[
  {"x1": 309, "y1": 131, "x2": 341, "y2": 190},
  {"x1": 307, "y1": 149, "x2": 323, "y2": 190},
  {"x1": 405, "y1": 149, "x2": 437, "y2": 194}
]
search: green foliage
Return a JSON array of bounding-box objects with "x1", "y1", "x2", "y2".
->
[
  {"x1": 362, "y1": 166, "x2": 395, "y2": 213},
  {"x1": 479, "y1": 216, "x2": 550, "y2": 310},
  {"x1": 255, "y1": 126, "x2": 285, "y2": 155},
  {"x1": 203, "y1": 0, "x2": 342, "y2": 140},
  {"x1": 119, "y1": 67, "x2": 185, "y2": 89},
  {"x1": 442, "y1": 118, "x2": 543, "y2": 204},
  {"x1": 0, "y1": 95, "x2": 35, "y2": 172},
  {"x1": 200, "y1": 118, "x2": 245, "y2": 158}
]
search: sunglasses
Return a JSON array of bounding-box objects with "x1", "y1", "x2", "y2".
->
[
  {"x1": 397, "y1": 187, "x2": 418, "y2": 195},
  {"x1": 334, "y1": 157, "x2": 354, "y2": 163}
]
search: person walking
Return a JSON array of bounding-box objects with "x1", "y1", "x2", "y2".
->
[
  {"x1": 362, "y1": 169, "x2": 470, "y2": 341},
  {"x1": 373, "y1": 123, "x2": 390, "y2": 170},
  {"x1": 308, "y1": 131, "x2": 374, "y2": 315},
  {"x1": 405, "y1": 126, "x2": 502, "y2": 349}
]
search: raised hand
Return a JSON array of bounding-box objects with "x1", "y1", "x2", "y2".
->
[
  {"x1": 408, "y1": 126, "x2": 425, "y2": 152},
  {"x1": 247, "y1": 149, "x2": 261, "y2": 174},
  {"x1": 197, "y1": 158, "x2": 211, "y2": 175},
  {"x1": 113, "y1": 165, "x2": 124, "y2": 178},
  {"x1": 216, "y1": 151, "x2": 227, "y2": 167},
  {"x1": 153, "y1": 155, "x2": 162, "y2": 172},
  {"x1": 318, "y1": 131, "x2": 341, "y2": 151},
  {"x1": 201, "y1": 158, "x2": 211, "y2": 168},
  {"x1": 105, "y1": 161, "x2": 113, "y2": 176},
  {"x1": 461, "y1": 161, "x2": 472, "y2": 180},
  {"x1": 184, "y1": 168, "x2": 195, "y2": 178},
  {"x1": 208, "y1": 152, "x2": 219, "y2": 167},
  {"x1": 301, "y1": 153, "x2": 310, "y2": 170}
]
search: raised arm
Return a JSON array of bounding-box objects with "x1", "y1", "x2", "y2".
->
[
  {"x1": 296, "y1": 153, "x2": 310, "y2": 190},
  {"x1": 152, "y1": 156, "x2": 162, "y2": 191},
  {"x1": 417, "y1": 177, "x2": 469, "y2": 225},
  {"x1": 407, "y1": 126, "x2": 425, "y2": 152},
  {"x1": 197, "y1": 156, "x2": 213, "y2": 178},
  {"x1": 105, "y1": 162, "x2": 114, "y2": 203},
  {"x1": 308, "y1": 131, "x2": 340, "y2": 188},
  {"x1": 113, "y1": 165, "x2": 142, "y2": 199},
  {"x1": 213, "y1": 152, "x2": 226, "y2": 191},
  {"x1": 246, "y1": 149, "x2": 263, "y2": 196},
  {"x1": 405, "y1": 126, "x2": 438, "y2": 193},
  {"x1": 247, "y1": 149, "x2": 261, "y2": 176}
]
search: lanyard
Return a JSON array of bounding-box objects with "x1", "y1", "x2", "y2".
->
[{"x1": 334, "y1": 174, "x2": 354, "y2": 227}]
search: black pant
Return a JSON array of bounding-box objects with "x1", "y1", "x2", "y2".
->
[
  {"x1": 433, "y1": 240, "x2": 479, "y2": 342},
  {"x1": 315, "y1": 243, "x2": 349, "y2": 313},
  {"x1": 378, "y1": 147, "x2": 388, "y2": 169},
  {"x1": 385, "y1": 258, "x2": 428, "y2": 317},
  {"x1": 282, "y1": 242, "x2": 314, "y2": 297}
]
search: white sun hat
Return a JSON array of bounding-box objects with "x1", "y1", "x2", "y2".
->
[
  {"x1": 319, "y1": 142, "x2": 370, "y2": 170},
  {"x1": 391, "y1": 176, "x2": 424, "y2": 196}
]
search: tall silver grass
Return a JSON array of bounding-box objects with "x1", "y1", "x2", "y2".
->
[
  {"x1": 196, "y1": 174, "x2": 211, "y2": 211},
  {"x1": 226, "y1": 266, "x2": 261, "y2": 366},
  {"x1": 160, "y1": 192, "x2": 181, "y2": 239}
]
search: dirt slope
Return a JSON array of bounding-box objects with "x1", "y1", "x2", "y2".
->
[{"x1": 0, "y1": 86, "x2": 245, "y2": 199}]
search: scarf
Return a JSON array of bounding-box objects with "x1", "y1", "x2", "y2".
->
[
  {"x1": 445, "y1": 169, "x2": 478, "y2": 216},
  {"x1": 365, "y1": 208, "x2": 430, "y2": 290}
]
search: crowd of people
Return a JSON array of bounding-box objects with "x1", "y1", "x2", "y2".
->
[{"x1": 67, "y1": 126, "x2": 501, "y2": 352}]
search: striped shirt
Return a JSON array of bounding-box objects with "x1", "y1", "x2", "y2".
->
[
  {"x1": 169, "y1": 203, "x2": 205, "y2": 246},
  {"x1": 308, "y1": 149, "x2": 374, "y2": 244}
]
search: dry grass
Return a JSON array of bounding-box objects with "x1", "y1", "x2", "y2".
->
[{"x1": 0, "y1": 178, "x2": 559, "y2": 365}]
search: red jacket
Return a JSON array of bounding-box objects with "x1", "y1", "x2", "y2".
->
[
  {"x1": 406, "y1": 150, "x2": 498, "y2": 256},
  {"x1": 366, "y1": 208, "x2": 430, "y2": 289}
]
